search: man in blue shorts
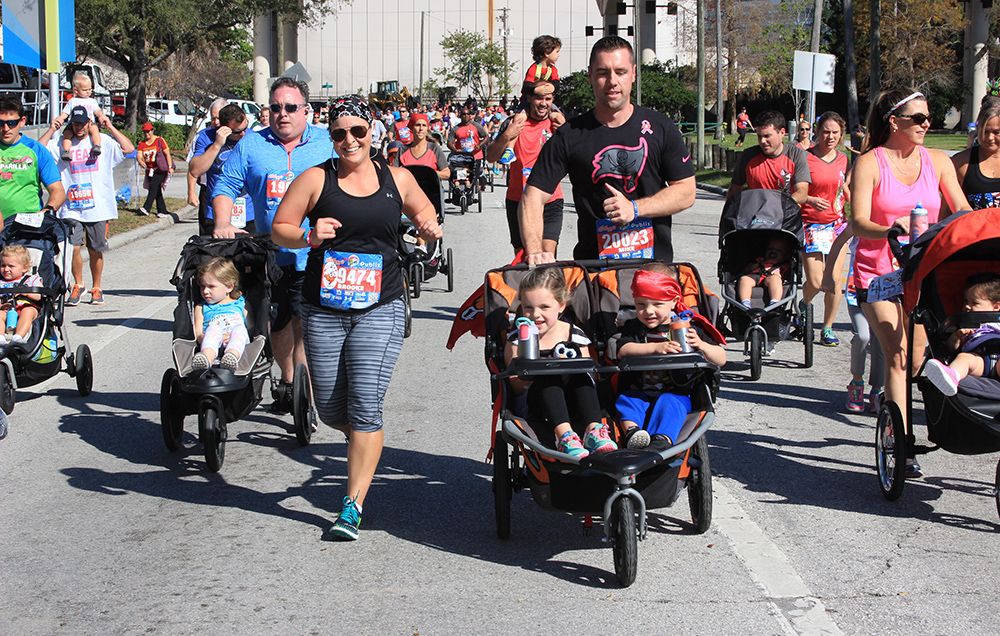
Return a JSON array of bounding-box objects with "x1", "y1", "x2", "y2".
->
[{"x1": 212, "y1": 78, "x2": 333, "y2": 410}]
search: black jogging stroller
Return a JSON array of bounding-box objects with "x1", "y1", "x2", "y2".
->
[
  {"x1": 875, "y1": 209, "x2": 1000, "y2": 518},
  {"x1": 399, "y1": 164, "x2": 455, "y2": 303},
  {"x1": 447, "y1": 153, "x2": 484, "y2": 214},
  {"x1": 718, "y1": 189, "x2": 811, "y2": 380},
  {"x1": 0, "y1": 210, "x2": 93, "y2": 413},
  {"x1": 160, "y1": 235, "x2": 315, "y2": 472},
  {"x1": 485, "y1": 259, "x2": 720, "y2": 587}
]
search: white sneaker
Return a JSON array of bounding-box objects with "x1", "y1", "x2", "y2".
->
[{"x1": 137, "y1": 207, "x2": 149, "y2": 216}]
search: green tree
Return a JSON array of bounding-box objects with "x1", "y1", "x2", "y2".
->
[
  {"x1": 556, "y1": 63, "x2": 696, "y2": 116},
  {"x1": 75, "y1": 0, "x2": 351, "y2": 129},
  {"x1": 434, "y1": 29, "x2": 515, "y2": 103}
]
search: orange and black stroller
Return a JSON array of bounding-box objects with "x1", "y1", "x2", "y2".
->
[
  {"x1": 484, "y1": 259, "x2": 721, "y2": 587},
  {"x1": 875, "y1": 209, "x2": 1000, "y2": 517}
]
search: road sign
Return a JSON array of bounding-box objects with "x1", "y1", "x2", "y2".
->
[
  {"x1": 792, "y1": 51, "x2": 836, "y2": 93},
  {"x1": 282, "y1": 62, "x2": 312, "y2": 84}
]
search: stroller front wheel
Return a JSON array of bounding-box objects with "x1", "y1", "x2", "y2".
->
[
  {"x1": 876, "y1": 400, "x2": 907, "y2": 500},
  {"x1": 994, "y1": 459, "x2": 1000, "y2": 520},
  {"x1": 200, "y1": 405, "x2": 227, "y2": 472},
  {"x1": 748, "y1": 330, "x2": 763, "y2": 381},
  {"x1": 0, "y1": 363, "x2": 14, "y2": 415},
  {"x1": 74, "y1": 344, "x2": 93, "y2": 397},
  {"x1": 292, "y1": 363, "x2": 314, "y2": 447},
  {"x1": 159, "y1": 368, "x2": 185, "y2": 451},
  {"x1": 688, "y1": 435, "x2": 713, "y2": 534},
  {"x1": 492, "y1": 431, "x2": 512, "y2": 540},
  {"x1": 611, "y1": 495, "x2": 638, "y2": 587}
]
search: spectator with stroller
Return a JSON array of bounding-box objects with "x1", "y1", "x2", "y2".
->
[
  {"x1": 521, "y1": 36, "x2": 696, "y2": 264},
  {"x1": 192, "y1": 257, "x2": 250, "y2": 372},
  {"x1": 270, "y1": 94, "x2": 441, "y2": 541},
  {"x1": 800, "y1": 111, "x2": 850, "y2": 347},
  {"x1": 850, "y1": 88, "x2": 970, "y2": 476},
  {"x1": 727, "y1": 110, "x2": 811, "y2": 205},
  {"x1": 504, "y1": 267, "x2": 617, "y2": 458},
  {"x1": 608, "y1": 264, "x2": 727, "y2": 449},
  {"x1": 189, "y1": 104, "x2": 255, "y2": 235},
  {"x1": 212, "y1": 77, "x2": 333, "y2": 412},
  {"x1": 0, "y1": 94, "x2": 65, "y2": 228},
  {"x1": 486, "y1": 80, "x2": 564, "y2": 257},
  {"x1": 39, "y1": 105, "x2": 135, "y2": 306}
]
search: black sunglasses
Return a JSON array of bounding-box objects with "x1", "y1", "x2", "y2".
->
[
  {"x1": 269, "y1": 103, "x2": 306, "y2": 114},
  {"x1": 331, "y1": 125, "x2": 370, "y2": 142},
  {"x1": 895, "y1": 112, "x2": 930, "y2": 125},
  {"x1": 0, "y1": 118, "x2": 21, "y2": 129}
]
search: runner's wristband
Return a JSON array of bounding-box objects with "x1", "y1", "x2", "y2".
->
[
  {"x1": 303, "y1": 228, "x2": 312, "y2": 247},
  {"x1": 631, "y1": 200, "x2": 640, "y2": 220}
]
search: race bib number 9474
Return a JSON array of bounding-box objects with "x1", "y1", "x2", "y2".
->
[
  {"x1": 320, "y1": 251, "x2": 383, "y2": 311},
  {"x1": 596, "y1": 217, "x2": 654, "y2": 260}
]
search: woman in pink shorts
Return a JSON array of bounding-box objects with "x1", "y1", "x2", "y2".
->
[{"x1": 849, "y1": 89, "x2": 970, "y2": 477}]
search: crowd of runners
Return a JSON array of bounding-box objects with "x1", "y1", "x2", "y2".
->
[{"x1": 2, "y1": 32, "x2": 1000, "y2": 540}]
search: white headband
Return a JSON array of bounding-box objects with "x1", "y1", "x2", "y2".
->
[{"x1": 885, "y1": 92, "x2": 925, "y2": 119}]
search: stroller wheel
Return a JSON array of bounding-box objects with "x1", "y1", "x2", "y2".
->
[
  {"x1": 402, "y1": 272, "x2": 413, "y2": 339},
  {"x1": 200, "y1": 405, "x2": 227, "y2": 472},
  {"x1": 875, "y1": 400, "x2": 906, "y2": 500},
  {"x1": 160, "y1": 368, "x2": 185, "y2": 451},
  {"x1": 493, "y1": 431, "x2": 512, "y2": 539},
  {"x1": 75, "y1": 344, "x2": 93, "y2": 397},
  {"x1": 688, "y1": 435, "x2": 713, "y2": 534},
  {"x1": 995, "y1": 459, "x2": 1000, "y2": 520},
  {"x1": 460, "y1": 195, "x2": 469, "y2": 215},
  {"x1": 446, "y1": 247, "x2": 455, "y2": 293},
  {"x1": 411, "y1": 264, "x2": 421, "y2": 299},
  {"x1": 802, "y1": 302, "x2": 814, "y2": 368},
  {"x1": 292, "y1": 363, "x2": 314, "y2": 447},
  {"x1": 0, "y1": 364, "x2": 14, "y2": 415},
  {"x1": 611, "y1": 495, "x2": 638, "y2": 587},
  {"x1": 748, "y1": 330, "x2": 763, "y2": 381}
]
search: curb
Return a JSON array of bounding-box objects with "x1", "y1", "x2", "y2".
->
[
  {"x1": 697, "y1": 182, "x2": 727, "y2": 196},
  {"x1": 81, "y1": 205, "x2": 197, "y2": 263}
]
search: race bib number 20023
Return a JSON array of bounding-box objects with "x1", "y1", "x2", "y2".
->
[{"x1": 596, "y1": 217, "x2": 654, "y2": 260}]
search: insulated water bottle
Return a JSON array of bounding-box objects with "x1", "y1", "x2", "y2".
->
[{"x1": 514, "y1": 317, "x2": 539, "y2": 360}]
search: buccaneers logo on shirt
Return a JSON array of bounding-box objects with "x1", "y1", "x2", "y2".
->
[{"x1": 591, "y1": 137, "x2": 648, "y2": 194}]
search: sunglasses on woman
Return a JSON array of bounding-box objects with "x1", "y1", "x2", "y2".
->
[
  {"x1": 895, "y1": 112, "x2": 930, "y2": 125},
  {"x1": 331, "y1": 125, "x2": 369, "y2": 142}
]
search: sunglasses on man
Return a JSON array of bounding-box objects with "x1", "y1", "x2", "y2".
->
[
  {"x1": 331, "y1": 125, "x2": 370, "y2": 142},
  {"x1": 0, "y1": 118, "x2": 22, "y2": 129},
  {"x1": 269, "y1": 103, "x2": 307, "y2": 115}
]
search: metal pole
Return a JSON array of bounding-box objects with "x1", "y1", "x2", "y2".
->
[
  {"x1": 418, "y1": 11, "x2": 425, "y2": 105},
  {"x1": 48, "y1": 71, "x2": 60, "y2": 126},
  {"x1": 869, "y1": 0, "x2": 881, "y2": 99},
  {"x1": 808, "y1": 0, "x2": 823, "y2": 125},
  {"x1": 843, "y1": 0, "x2": 860, "y2": 144},
  {"x1": 715, "y1": 0, "x2": 724, "y2": 140},
  {"x1": 697, "y1": 0, "x2": 705, "y2": 168},
  {"x1": 634, "y1": 2, "x2": 642, "y2": 106}
]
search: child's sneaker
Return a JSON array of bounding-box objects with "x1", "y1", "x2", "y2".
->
[
  {"x1": 583, "y1": 423, "x2": 618, "y2": 454},
  {"x1": 623, "y1": 426, "x2": 650, "y2": 449},
  {"x1": 91, "y1": 144, "x2": 102, "y2": 156},
  {"x1": 820, "y1": 327, "x2": 840, "y2": 346},
  {"x1": 557, "y1": 431, "x2": 589, "y2": 459},
  {"x1": 60, "y1": 150, "x2": 71, "y2": 162},
  {"x1": 924, "y1": 359, "x2": 959, "y2": 396},
  {"x1": 330, "y1": 495, "x2": 362, "y2": 541},
  {"x1": 868, "y1": 389, "x2": 882, "y2": 414},
  {"x1": 220, "y1": 351, "x2": 239, "y2": 371},
  {"x1": 191, "y1": 353, "x2": 210, "y2": 371},
  {"x1": 846, "y1": 379, "x2": 865, "y2": 412}
]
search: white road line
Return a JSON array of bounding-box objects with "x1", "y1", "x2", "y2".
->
[{"x1": 713, "y1": 480, "x2": 844, "y2": 636}]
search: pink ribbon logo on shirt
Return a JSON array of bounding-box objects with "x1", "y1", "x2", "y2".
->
[{"x1": 640, "y1": 119, "x2": 653, "y2": 135}]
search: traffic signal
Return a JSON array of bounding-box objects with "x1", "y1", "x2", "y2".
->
[
  {"x1": 617, "y1": 2, "x2": 627, "y2": 14},
  {"x1": 667, "y1": 2, "x2": 678, "y2": 14},
  {"x1": 586, "y1": 25, "x2": 595, "y2": 36}
]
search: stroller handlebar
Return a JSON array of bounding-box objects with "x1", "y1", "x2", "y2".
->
[{"x1": 887, "y1": 225, "x2": 908, "y2": 266}]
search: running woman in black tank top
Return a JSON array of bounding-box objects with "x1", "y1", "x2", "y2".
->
[
  {"x1": 954, "y1": 108, "x2": 1000, "y2": 210},
  {"x1": 270, "y1": 95, "x2": 440, "y2": 541},
  {"x1": 961, "y1": 146, "x2": 1000, "y2": 209}
]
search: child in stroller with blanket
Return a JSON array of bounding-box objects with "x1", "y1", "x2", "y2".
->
[
  {"x1": 924, "y1": 273, "x2": 1000, "y2": 396},
  {"x1": 608, "y1": 264, "x2": 727, "y2": 449}
]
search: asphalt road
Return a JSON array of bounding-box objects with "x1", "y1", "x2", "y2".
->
[{"x1": 2, "y1": 177, "x2": 999, "y2": 636}]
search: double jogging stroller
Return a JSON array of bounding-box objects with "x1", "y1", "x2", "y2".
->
[
  {"x1": 718, "y1": 189, "x2": 811, "y2": 380},
  {"x1": 447, "y1": 153, "x2": 484, "y2": 214},
  {"x1": 160, "y1": 235, "x2": 315, "y2": 472},
  {"x1": 485, "y1": 259, "x2": 720, "y2": 586},
  {"x1": 875, "y1": 209, "x2": 1000, "y2": 517},
  {"x1": 0, "y1": 211, "x2": 93, "y2": 413}
]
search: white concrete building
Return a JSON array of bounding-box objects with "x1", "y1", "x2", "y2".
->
[{"x1": 292, "y1": 0, "x2": 700, "y2": 103}]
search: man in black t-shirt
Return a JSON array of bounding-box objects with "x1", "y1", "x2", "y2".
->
[{"x1": 521, "y1": 36, "x2": 696, "y2": 264}]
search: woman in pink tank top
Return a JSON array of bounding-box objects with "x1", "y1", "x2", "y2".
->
[{"x1": 850, "y1": 89, "x2": 970, "y2": 474}]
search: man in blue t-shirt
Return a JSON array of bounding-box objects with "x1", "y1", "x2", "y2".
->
[
  {"x1": 188, "y1": 99, "x2": 226, "y2": 235},
  {"x1": 212, "y1": 77, "x2": 333, "y2": 410},
  {"x1": 189, "y1": 104, "x2": 255, "y2": 234}
]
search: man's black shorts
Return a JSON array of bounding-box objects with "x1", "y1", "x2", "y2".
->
[
  {"x1": 505, "y1": 198, "x2": 564, "y2": 250},
  {"x1": 272, "y1": 265, "x2": 304, "y2": 332}
]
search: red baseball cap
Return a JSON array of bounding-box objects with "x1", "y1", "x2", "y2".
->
[{"x1": 141, "y1": 122, "x2": 154, "y2": 131}]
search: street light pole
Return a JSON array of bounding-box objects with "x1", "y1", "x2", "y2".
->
[
  {"x1": 634, "y1": 2, "x2": 642, "y2": 106},
  {"x1": 715, "y1": 0, "x2": 724, "y2": 140},
  {"x1": 418, "y1": 11, "x2": 425, "y2": 105},
  {"x1": 697, "y1": 0, "x2": 705, "y2": 168}
]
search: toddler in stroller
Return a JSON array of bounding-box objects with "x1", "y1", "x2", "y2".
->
[
  {"x1": 191, "y1": 257, "x2": 250, "y2": 372},
  {"x1": 608, "y1": 264, "x2": 727, "y2": 449},
  {"x1": 924, "y1": 273, "x2": 1000, "y2": 396},
  {"x1": 503, "y1": 266, "x2": 617, "y2": 458},
  {"x1": 736, "y1": 236, "x2": 792, "y2": 309},
  {"x1": 0, "y1": 245, "x2": 44, "y2": 343}
]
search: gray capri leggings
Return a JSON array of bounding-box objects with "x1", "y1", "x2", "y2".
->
[
  {"x1": 301, "y1": 298, "x2": 406, "y2": 433},
  {"x1": 849, "y1": 303, "x2": 884, "y2": 388}
]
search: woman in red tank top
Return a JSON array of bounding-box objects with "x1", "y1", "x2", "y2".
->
[
  {"x1": 398, "y1": 114, "x2": 450, "y2": 180},
  {"x1": 850, "y1": 89, "x2": 970, "y2": 472}
]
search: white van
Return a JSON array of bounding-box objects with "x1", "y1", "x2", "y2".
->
[
  {"x1": 147, "y1": 99, "x2": 198, "y2": 126},
  {"x1": 193, "y1": 99, "x2": 261, "y2": 131}
]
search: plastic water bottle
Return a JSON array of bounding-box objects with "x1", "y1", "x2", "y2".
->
[
  {"x1": 909, "y1": 201, "x2": 928, "y2": 243},
  {"x1": 514, "y1": 317, "x2": 539, "y2": 360},
  {"x1": 5, "y1": 309, "x2": 16, "y2": 334},
  {"x1": 670, "y1": 313, "x2": 694, "y2": 354}
]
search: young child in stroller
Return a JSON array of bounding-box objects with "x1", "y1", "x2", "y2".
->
[
  {"x1": 503, "y1": 267, "x2": 616, "y2": 459},
  {"x1": 924, "y1": 273, "x2": 1000, "y2": 396},
  {"x1": 608, "y1": 264, "x2": 727, "y2": 449},
  {"x1": 0, "y1": 245, "x2": 43, "y2": 344},
  {"x1": 192, "y1": 257, "x2": 250, "y2": 372},
  {"x1": 737, "y1": 236, "x2": 791, "y2": 308}
]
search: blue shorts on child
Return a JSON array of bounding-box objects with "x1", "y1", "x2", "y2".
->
[{"x1": 615, "y1": 390, "x2": 692, "y2": 442}]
